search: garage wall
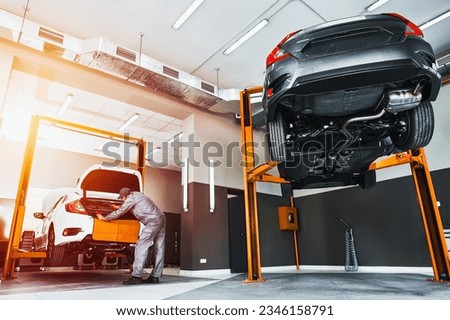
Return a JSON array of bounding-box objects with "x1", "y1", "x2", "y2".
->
[
  {"x1": 179, "y1": 166, "x2": 449, "y2": 271},
  {"x1": 184, "y1": 110, "x2": 280, "y2": 195},
  {"x1": 233, "y1": 167, "x2": 449, "y2": 269},
  {"x1": 180, "y1": 182, "x2": 229, "y2": 271}
]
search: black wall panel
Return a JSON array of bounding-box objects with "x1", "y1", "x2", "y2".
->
[
  {"x1": 256, "y1": 168, "x2": 450, "y2": 268},
  {"x1": 431, "y1": 168, "x2": 450, "y2": 227},
  {"x1": 181, "y1": 168, "x2": 449, "y2": 271}
]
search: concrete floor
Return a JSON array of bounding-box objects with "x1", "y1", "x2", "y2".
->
[{"x1": 1, "y1": 267, "x2": 450, "y2": 300}]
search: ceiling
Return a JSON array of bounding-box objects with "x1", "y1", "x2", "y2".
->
[
  {"x1": 0, "y1": 0, "x2": 449, "y2": 169},
  {"x1": 1, "y1": 70, "x2": 184, "y2": 166},
  {"x1": 1, "y1": 0, "x2": 449, "y2": 89}
]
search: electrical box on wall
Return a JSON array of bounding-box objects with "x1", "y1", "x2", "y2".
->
[{"x1": 278, "y1": 206, "x2": 298, "y2": 231}]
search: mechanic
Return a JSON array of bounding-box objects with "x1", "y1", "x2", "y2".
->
[{"x1": 97, "y1": 187, "x2": 166, "y2": 285}]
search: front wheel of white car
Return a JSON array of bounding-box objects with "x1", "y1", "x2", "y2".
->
[
  {"x1": 391, "y1": 100, "x2": 434, "y2": 151},
  {"x1": 45, "y1": 227, "x2": 66, "y2": 267}
]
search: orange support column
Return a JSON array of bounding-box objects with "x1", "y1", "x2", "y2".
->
[
  {"x1": 290, "y1": 196, "x2": 300, "y2": 270},
  {"x1": 409, "y1": 148, "x2": 450, "y2": 281},
  {"x1": 240, "y1": 87, "x2": 264, "y2": 282},
  {"x1": 2, "y1": 116, "x2": 40, "y2": 280},
  {"x1": 370, "y1": 148, "x2": 450, "y2": 281}
]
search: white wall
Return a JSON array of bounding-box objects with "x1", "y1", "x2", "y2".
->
[{"x1": 181, "y1": 109, "x2": 281, "y2": 195}]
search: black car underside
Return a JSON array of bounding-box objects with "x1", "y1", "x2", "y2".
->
[{"x1": 269, "y1": 78, "x2": 434, "y2": 189}]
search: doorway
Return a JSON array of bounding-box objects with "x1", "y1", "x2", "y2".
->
[{"x1": 228, "y1": 190, "x2": 247, "y2": 273}]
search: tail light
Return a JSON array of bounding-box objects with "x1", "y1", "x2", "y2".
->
[
  {"x1": 65, "y1": 199, "x2": 87, "y2": 214},
  {"x1": 266, "y1": 30, "x2": 301, "y2": 68},
  {"x1": 266, "y1": 87, "x2": 274, "y2": 99},
  {"x1": 388, "y1": 13, "x2": 423, "y2": 37}
]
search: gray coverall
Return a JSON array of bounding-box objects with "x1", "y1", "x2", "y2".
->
[{"x1": 104, "y1": 192, "x2": 166, "y2": 279}]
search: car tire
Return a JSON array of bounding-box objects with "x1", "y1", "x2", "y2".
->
[
  {"x1": 268, "y1": 112, "x2": 287, "y2": 161},
  {"x1": 391, "y1": 101, "x2": 434, "y2": 151},
  {"x1": 359, "y1": 170, "x2": 376, "y2": 190},
  {"x1": 45, "y1": 227, "x2": 65, "y2": 267}
]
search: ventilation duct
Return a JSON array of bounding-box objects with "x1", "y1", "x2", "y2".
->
[
  {"x1": 0, "y1": 9, "x2": 242, "y2": 111},
  {"x1": 115, "y1": 46, "x2": 137, "y2": 62},
  {"x1": 38, "y1": 27, "x2": 64, "y2": 44},
  {"x1": 162, "y1": 65, "x2": 179, "y2": 79}
]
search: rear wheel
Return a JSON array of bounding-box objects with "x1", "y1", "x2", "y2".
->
[
  {"x1": 391, "y1": 101, "x2": 434, "y2": 151},
  {"x1": 268, "y1": 112, "x2": 287, "y2": 161},
  {"x1": 45, "y1": 227, "x2": 65, "y2": 267}
]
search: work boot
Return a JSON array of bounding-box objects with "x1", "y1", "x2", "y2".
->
[
  {"x1": 122, "y1": 276, "x2": 142, "y2": 285},
  {"x1": 143, "y1": 275, "x2": 159, "y2": 284}
]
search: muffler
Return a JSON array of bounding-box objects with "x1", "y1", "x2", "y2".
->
[{"x1": 386, "y1": 89, "x2": 422, "y2": 113}]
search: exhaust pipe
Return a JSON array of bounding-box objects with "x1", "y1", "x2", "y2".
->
[{"x1": 327, "y1": 107, "x2": 387, "y2": 161}]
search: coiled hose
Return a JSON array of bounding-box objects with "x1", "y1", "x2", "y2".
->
[{"x1": 341, "y1": 219, "x2": 358, "y2": 272}]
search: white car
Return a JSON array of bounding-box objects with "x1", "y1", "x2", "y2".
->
[{"x1": 32, "y1": 164, "x2": 142, "y2": 267}]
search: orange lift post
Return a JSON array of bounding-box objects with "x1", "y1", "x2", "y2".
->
[
  {"x1": 239, "y1": 87, "x2": 298, "y2": 283},
  {"x1": 2, "y1": 115, "x2": 146, "y2": 280},
  {"x1": 240, "y1": 86, "x2": 450, "y2": 283},
  {"x1": 369, "y1": 149, "x2": 450, "y2": 282}
]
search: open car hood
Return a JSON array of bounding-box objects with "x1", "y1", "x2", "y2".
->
[{"x1": 77, "y1": 165, "x2": 142, "y2": 195}]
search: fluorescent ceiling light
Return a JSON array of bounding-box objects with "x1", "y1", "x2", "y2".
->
[
  {"x1": 420, "y1": 10, "x2": 450, "y2": 30},
  {"x1": 172, "y1": 0, "x2": 205, "y2": 29},
  {"x1": 57, "y1": 94, "x2": 74, "y2": 116},
  {"x1": 365, "y1": 0, "x2": 390, "y2": 12},
  {"x1": 118, "y1": 113, "x2": 139, "y2": 132},
  {"x1": 224, "y1": 19, "x2": 269, "y2": 55}
]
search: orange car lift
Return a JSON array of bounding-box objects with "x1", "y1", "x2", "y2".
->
[
  {"x1": 240, "y1": 87, "x2": 297, "y2": 282},
  {"x1": 2, "y1": 115, "x2": 146, "y2": 280},
  {"x1": 240, "y1": 86, "x2": 450, "y2": 283},
  {"x1": 369, "y1": 149, "x2": 450, "y2": 282}
]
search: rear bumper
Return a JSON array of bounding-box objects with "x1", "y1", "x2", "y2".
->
[{"x1": 264, "y1": 39, "x2": 441, "y2": 121}]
